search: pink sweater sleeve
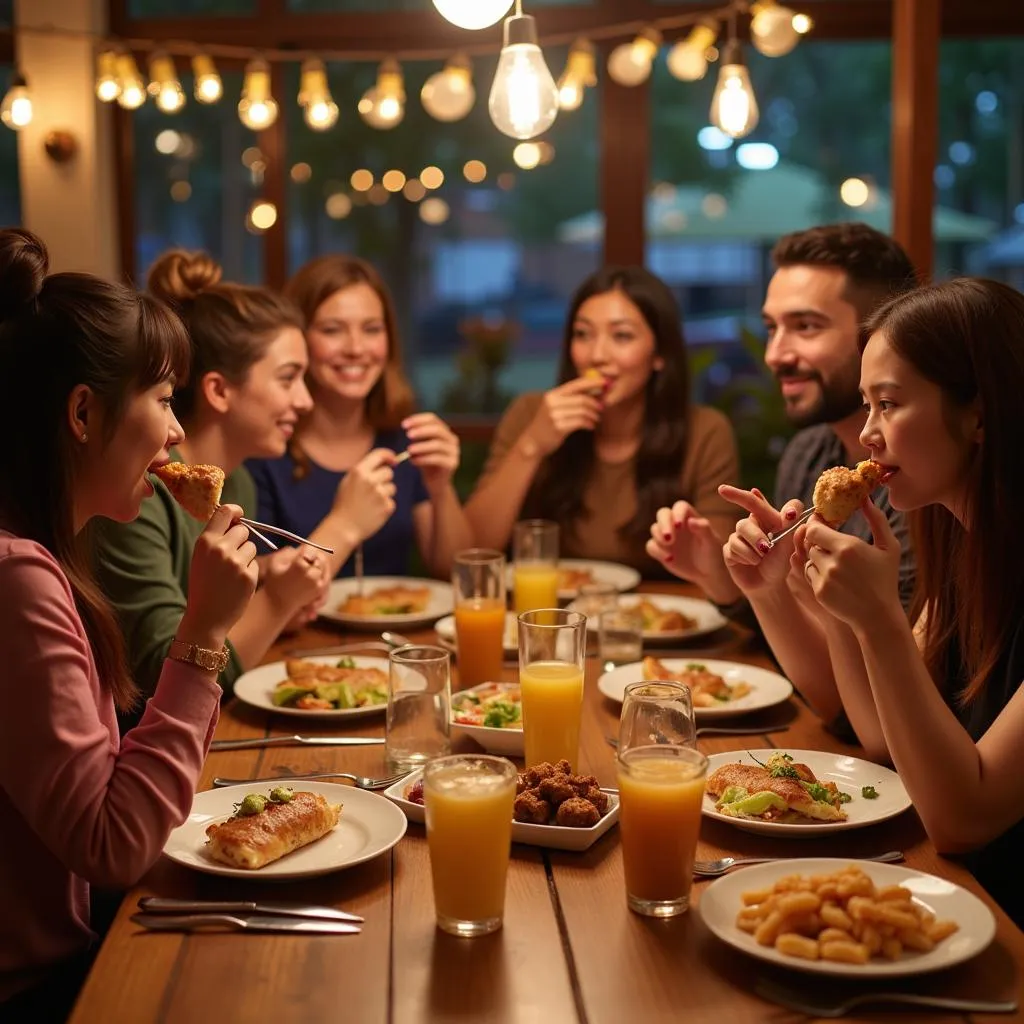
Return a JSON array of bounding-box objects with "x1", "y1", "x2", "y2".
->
[{"x1": 0, "y1": 540, "x2": 220, "y2": 889}]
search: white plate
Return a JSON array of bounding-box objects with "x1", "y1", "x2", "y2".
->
[
  {"x1": 450, "y1": 682, "x2": 524, "y2": 756},
  {"x1": 384, "y1": 769, "x2": 619, "y2": 852},
  {"x1": 435, "y1": 612, "x2": 519, "y2": 654},
  {"x1": 233, "y1": 655, "x2": 390, "y2": 720},
  {"x1": 700, "y1": 858, "x2": 996, "y2": 977},
  {"x1": 568, "y1": 592, "x2": 728, "y2": 642},
  {"x1": 702, "y1": 749, "x2": 911, "y2": 836},
  {"x1": 320, "y1": 575, "x2": 453, "y2": 629},
  {"x1": 506, "y1": 558, "x2": 641, "y2": 601},
  {"x1": 164, "y1": 781, "x2": 408, "y2": 880},
  {"x1": 597, "y1": 658, "x2": 794, "y2": 720}
]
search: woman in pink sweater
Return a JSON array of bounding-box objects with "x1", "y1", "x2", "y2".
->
[{"x1": 0, "y1": 229, "x2": 259, "y2": 1020}]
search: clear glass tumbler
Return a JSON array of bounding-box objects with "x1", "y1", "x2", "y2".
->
[{"x1": 385, "y1": 644, "x2": 452, "y2": 772}]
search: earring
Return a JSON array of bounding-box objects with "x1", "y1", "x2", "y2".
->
[{"x1": 80, "y1": 432, "x2": 88, "y2": 442}]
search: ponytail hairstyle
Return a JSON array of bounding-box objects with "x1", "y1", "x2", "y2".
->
[
  {"x1": 0, "y1": 228, "x2": 191, "y2": 710},
  {"x1": 147, "y1": 249, "x2": 304, "y2": 423}
]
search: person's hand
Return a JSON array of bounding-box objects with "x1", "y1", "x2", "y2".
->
[
  {"x1": 785, "y1": 522, "x2": 835, "y2": 624},
  {"x1": 799, "y1": 499, "x2": 904, "y2": 632},
  {"x1": 402, "y1": 413, "x2": 460, "y2": 494},
  {"x1": 330, "y1": 448, "x2": 396, "y2": 544},
  {"x1": 522, "y1": 377, "x2": 605, "y2": 457},
  {"x1": 645, "y1": 500, "x2": 740, "y2": 605},
  {"x1": 262, "y1": 546, "x2": 329, "y2": 620},
  {"x1": 179, "y1": 504, "x2": 259, "y2": 645},
  {"x1": 719, "y1": 485, "x2": 805, "y2": 595}
]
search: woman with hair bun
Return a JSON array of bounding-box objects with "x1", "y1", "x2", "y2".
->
[
  {"x1": 94, "y1": 250, "x2": 333, "y2": 722},
  {"x1": 0, "y1": 230, "x2": 258, "y2": 1018}
]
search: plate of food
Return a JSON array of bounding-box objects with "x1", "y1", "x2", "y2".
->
[
  {"x1": 320, "y1": 576, "x2": 453, "y2": 629},
  {"x1": 505, "y1": 559, "x2": 641, "y2": 601},
  {"x1": 163, "y1": 781, "x2": 408, "y2": 879},
  {"x1": 233, "y1": 655, "x2": 389, "y2": 719},
  {"x1": 434, "y1": 612, "x2": 519, "y2": 654},
  {"x1": 384, "y1": 759, "x2": 619, "y2": 852},
  {"x1": 597, "y1": 657, "x2": 793, "y2": 719},
  {"x1": 450, "y1": 681, "x2": 523, "y2": 755},
  {"x1": 569, "y1": 593, "x2": 728, "y2": 642},
  {"x1": 702, "y1": 750, "x2": 911, "y2": 836},
  {"x1": 700, "y1": 858, "x2": 996, "y2": 977}
]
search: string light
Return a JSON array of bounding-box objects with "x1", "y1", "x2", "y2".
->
[
  {"x1": 350, "y1": 168, "x2": 374, "y2": 191},
  {"x1": 710, "y1": 38, "x2": 758, "y2": 138},
  {"x1": 667, "y1": 20, "x2": 719, "y2": 82},
  {"x1": 421, "y1": 165, "x2": 445, "y2": 189},
  {"x1": 359, "y1": 58, "x2": 405, "y2": 129},
  {"x1": 556, "y1": 38, "x2": 596, "y2": 111},
  {"x1": 95, "y1": 49, "x2": 121, "y2": 102},
  {"x1": 512, "y1": 142, "x2": 541, "y2": 169},
  {"x1": 192, "y1": 53, "x2": 223, "y2": 103},
  {"x1": 607, "y1": 28, "x2": 661, "y2": 87},
  {"x1": 463, "y1": 159, "x2": 487, "y2": 182},
  {"x1": 489, "y1": 8, "x2": 559, "y2": 140},
  {"x1": 115, "y1": 52, "x2": 146, "y2": 109},
  {"x1": 298, "y1": 57, "x2": 339, "y2": 130},
  {"x1": 403, "y1": 178, "x2": 426, "y2": 202},
  {"x1": 382, "y1": 169, "x2": 407, "y2": 192},
  {"x1": 0, "y1": 70, "x2": 32, "y2": 130},
  {"x1": 432, "y1": 0, "x2": 512, "y2": 31},
  {"x1": 148, "y1": 52, "x2": 186, "y2": 113},
  {"x1": 750, "y1": 1, "x2": 801, "y2": 58},
  {"x1": 249, "y1": 199, "x2": 278, "y2": 231},
  {"x1": 421, "y1": 53, "x2": 475, "y2": 122},
  {"x1": 238, "y1": 57, "x2": 278, "y2": 130}
]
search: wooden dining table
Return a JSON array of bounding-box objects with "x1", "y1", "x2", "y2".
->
[{"x1": 70, "y1": 582, "x2": 1024, "y2": 1023}]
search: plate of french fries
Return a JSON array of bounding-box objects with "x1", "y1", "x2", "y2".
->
[{"x1": 700, "y1": 859, "x2": 996, "y2": 977}]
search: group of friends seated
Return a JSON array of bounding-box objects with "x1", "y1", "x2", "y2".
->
[{"x1": 1, "y1": 218, "x2": 1022, "y2": 1019}]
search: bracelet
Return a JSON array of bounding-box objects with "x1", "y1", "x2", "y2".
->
[{"x1": 168, "y1": 638, "x2": 230, "y2": 673}]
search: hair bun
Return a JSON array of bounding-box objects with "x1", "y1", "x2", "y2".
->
[
  {"x1": 147, "y1": 249, "x2": 223, "y2": 306},
  {"x1": 0, "y1": 228, "x2": 48, "y2": 321}
]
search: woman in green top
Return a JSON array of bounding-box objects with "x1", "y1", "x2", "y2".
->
[{"x1": 94, "y1": 251, "x2": 381, "y2": 723}]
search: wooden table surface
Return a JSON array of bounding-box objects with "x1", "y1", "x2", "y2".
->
[{"x1": 70, "y1": 584, "x2": 1024, "y2": 1024}]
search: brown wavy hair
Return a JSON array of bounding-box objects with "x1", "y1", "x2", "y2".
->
[
  {"x1": 147, "y1": 249, "x2": 304, "y2": 423},
  {"x1": 0, "y1": 229, "x2": 190, "y2": 711},
  {"x1": 522, "y1": 266, "x2": 692, "y2": 547},
  {"x1": 863, "y1": 278, "x2": 1024, "y2": 705}
]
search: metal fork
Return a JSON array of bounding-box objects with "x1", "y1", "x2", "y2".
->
[
  {"x1": 754, "y1": 977, "x2": 1018, "y2": 1018},
  {"x1": 766, "y1": 506, "x2": 816, "y2": 548},
  {"x1": 605, "y1": 725, "x2": 789, "y2": 749},
  {"x1": 211, "y1": 771, "x2": 410, "y2": 790}
]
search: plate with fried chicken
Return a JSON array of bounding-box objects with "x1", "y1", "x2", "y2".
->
[{"x1": 321, "y1": 575, "x2": 453, "y2": 629}]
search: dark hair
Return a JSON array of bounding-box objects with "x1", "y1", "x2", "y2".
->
[
  {"x1": 772, "y1": 223, "x2": 918, "y2": 339},
  {"x1": 148, "y1": 249, "x2": 304, "y2": 422},
  {"x1": 0, "y1": 228, "x2": 191, "y2": 711},
  {"x1": 864, "y1": 278, "x2": 1024, "y2": 705},
  {"x1": 522, "y1": 266, "x2": 691, "y2": 546}
]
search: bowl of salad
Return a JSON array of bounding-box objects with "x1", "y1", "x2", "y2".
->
[{"x1": 450, "y1": 681, "x2": 523, "y2": 756}]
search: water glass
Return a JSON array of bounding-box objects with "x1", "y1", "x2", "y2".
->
[
  {"x1": 424, "y1": 754, "x2": 518, "y2": 937},
  {"x1": 575, "y1": 581, "x2": 618, "y2": 621},
  {"x1": 452, "y1": 548, "x2": 507, "y2": 688},
  {"x1": 599, "y1": 604, "x2": 644, "y2": 670},
  {"x1": 512, "y1": 519, "x2": 559, "y2": 615},
  {"x1": 385, "y1": 645, "x2": 452, "y2": 772},
  {"x1": 619, "y1": 680, "x2": 696, "y2": 753},
  {"x1": 617, "y1": 744, "x2": 708, "y2": 918}
]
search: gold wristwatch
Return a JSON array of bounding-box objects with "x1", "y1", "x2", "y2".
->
[{"x1": 168, "y1": 638, "x2": 230, "y2": 673}]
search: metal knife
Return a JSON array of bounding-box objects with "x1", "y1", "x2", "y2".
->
[
  {"x1": 137, "y1": 897, "x2": 364, "y2": 923},
  {"x1": 131, "y1": 913, "x2": 360, "y2": 935},
  {"x1": 209, "y1": 735, "x2": 385, "y2": 751}
]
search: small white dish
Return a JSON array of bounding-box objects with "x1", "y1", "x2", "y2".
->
[
  {"x1": 569, "y1": 592, "x2": 728, "y2": 642},
  {"x1": 164, "y1": 781, "x2": 408, "y2": 880},
  {"x1": 435, "y1": 612, "x2": 519, "y2": 654},
  {"x1": 700, "y1": 857, "x2": 996, "y2": 977},
  {"x1": 383, "y1": 769, "x2": 619, "y2": 852},
  {"x1": 320, "y1": 575, "x2": 453, "y2": 629},
  {"x1": 450, "y1": 681, "x2": 524, "y2": 756},
  {"x1": 597, "y1": 658, "x2": 793, "y2": 720},
  {"x1": 233, "y1": 655, "x2": 390, "y2": 720},
  {"x1": 702, "y1": 749, "x2": 911, "y2": 836}
]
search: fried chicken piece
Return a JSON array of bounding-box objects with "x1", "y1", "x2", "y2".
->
[
  {"x1": 553, "y1": 759, "x2": 573, "y2": 776},
  {"x1": 524, "y1": 762, "x2": 556, "y2": 787},
  {"x1": 538, "y1": 775, "x2": 575, "y2": 808},
  {"x1": 516, "y1": 773, "x2": 530, "y2": 795},
  {"x1": 581, "y1": 787, "x2": 609, "y2": 815},
  {"x1": 513, "y1": 791, "x2": 552, "y2": 824},
  {"x1": 568, "y1": 773, "x2": 599, "y2": 797},
  {"x1": 555, "y1": 797, "x2": 600, "y2": 828},
  {"x1": 812, "y1": 459, "x2": 885, "y2": 528}
]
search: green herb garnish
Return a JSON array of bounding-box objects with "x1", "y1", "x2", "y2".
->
[
  {"x1": 861, "y1": 785, "x2": 879, "y2": 800},
  {"x1": 336, "y1": 656, "x2": 356, "y2": 668}
]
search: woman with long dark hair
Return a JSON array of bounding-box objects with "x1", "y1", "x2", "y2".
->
[{"x1": 466, "y1": 266, "x2": 739, "y2": 571}]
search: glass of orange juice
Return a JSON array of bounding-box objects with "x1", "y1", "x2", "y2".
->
[
  {"x1": 452, "y1": 548, "x2": 507, "y2": 688},
  {"x1": 512, "y1": 519, "x2": 559, "y2": 615},
  {"x1": 518, "y1": 609, "x2": 586, "y2": 770},
  {"x1": 617, "y1": 744, "x2": 708, "y2": 917},
  {"x1": 424, "y1": 754, "x2": 518, "y2": 937}
]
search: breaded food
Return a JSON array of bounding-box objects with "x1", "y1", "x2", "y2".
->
[
  {"x1": 582, "y1": 367, "x2": 606, "y2": 396},
  {"x1": 514, "y1": 761, "x2": 609, "y2": 828},
  {"x1": 513, "y1": 791, "x2": 552, "y2": 825},
  {"x1": 641, "y1": 656, "x2": 752, "y2": 707},
  {"x1": 812, "y1": 459, "x2": 885, "y2": 528},
  {"x1": 338, "y1": 584, "x2": 431, "y2": 616},
  {"x1": 153, "y1": 462, "x2": 225, "y2": 521},
  {"x1": 634, "y1": 598, "x2": 697, "y2": 634},
  {"x1": 538, "y1": 775, "x2": 575, "y2": 807},
  {"x1": 556, "y1": 797, "x2": 601, "y2": 828},
  {"x1": 581, "y1": 787, "x2": 609, "y2": 815},
  {"x1": 706, "y1": 756, "x2": 847, "y2": 824},
  {"x1": 524, "y1": 762, "x2": 556, "y2": 787}
]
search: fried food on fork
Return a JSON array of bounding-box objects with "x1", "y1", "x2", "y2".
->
[{"x1": 812, "y1": 460, "x2": 885, "y2": 528}]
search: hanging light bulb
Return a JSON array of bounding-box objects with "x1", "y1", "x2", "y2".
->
[
  {"x1": 432, "y1": 0, "x2": 512, "y2": 31},
  {"x1": 710, "y1": 39, "x2": 759, "y2": 138},
  {"x1": 488, "y1": 10, "x2": 559, "y2": 140},
  {"x1": 148, "y1": 52, "x2": 186, "y2": 113},
  {"x1": 358, "y1": 59, "x2": 405, "y2": 129},
  {"x1": 0, "y1": 70, "x2": 32, "y2": 130},
  {"x1": 238, "y1": 57, "x2": 278, "y2": 130},
  {"x1": 421, "y1": 54, "x2": 475, "y2": 122},
  {"x1": 96, "y1": 49, "x2": 121, "y2": 103},
  {"x1": 750, "y1": 1, "x2": 801, "y2": 58},
  {"x1": 556, "y1": 38, "x2": 596, "y2": 111},
  {"x1": 667, "y1": 19, "x2": 719, "y2": 82},
  {"x1": 192, "y1": 54, "x2": 223, "y2": 103},
  {"x1": 298, "y1": 58, "x2": 338, "y2": 130},
  {"x1": 607, "y1": 27, "x2": 661, "y2": 87},
  {"x1": 115, "y1": 52, "x2": 147, "y2": 109}
]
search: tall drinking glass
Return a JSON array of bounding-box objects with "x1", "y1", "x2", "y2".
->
[
  {"x1": 512, "y1": 519, "x2": 559, "y2": 615},
  {"x1": 599, "y1": 603, "x2": 645, "y2": 671},
  {"x1": 617, "y1": 744, "x2": 708, "y2": 918},
  {"x1": 518, "y1": 609, "x2": 586, "y2": 769},
  {"x1": 385, "y1": 645, "x2": 452, "y2": 772},
  {"x1": 618, "y1": 681, "x2": 696, "y2": 753},
  {"x1": 452, "y1": 548, "x2": 506, "y2": 688},
  {"x1": 424, "y1": 754, "x2": 518, "y2": 937}
]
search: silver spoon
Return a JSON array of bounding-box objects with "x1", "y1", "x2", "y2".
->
[
  {"x1": 693, "y1": 850, "x2": 904, "y2": 877},
  {"x1": 381, "y1": 631, "x2": 413, "y2": 648}
]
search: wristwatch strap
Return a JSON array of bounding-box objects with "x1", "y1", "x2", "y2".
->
[{"x1": 168, "y1": 638, "x2": 230, "y2": 673}]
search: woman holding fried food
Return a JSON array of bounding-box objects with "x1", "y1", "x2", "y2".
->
[
  {"x1": 724, "y1": 278, "x2": 1024, "y2": 926},
  {"x1": 466, "y1": 266, "x2": 740, "y2": 572}
]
